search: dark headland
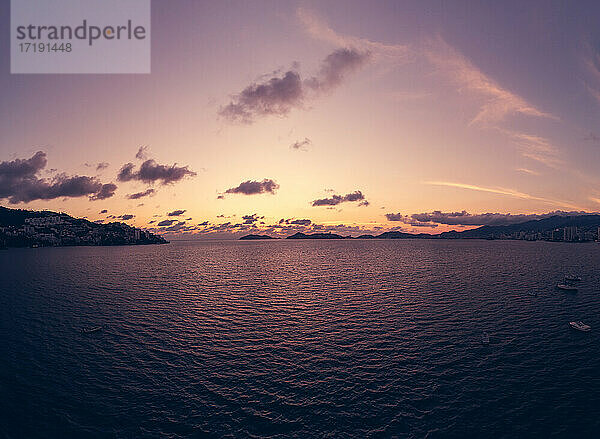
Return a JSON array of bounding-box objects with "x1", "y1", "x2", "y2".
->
[
  {"x1": 240, "y1": 214, "x2": 600, "y2": 242},
  {"x1": 288, "y1": 232, "x2": 346, "y2": 239},
  {"x1": 239, "y1": 234, "x2": 278, "y2": 240},
  {"x1": 0, "y1": 206, "x2": 167, "y2": 249}
]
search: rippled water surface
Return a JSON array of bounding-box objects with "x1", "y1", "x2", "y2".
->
[{"x1": 1, "y1": 240, "x2": 599, "y2": 438}]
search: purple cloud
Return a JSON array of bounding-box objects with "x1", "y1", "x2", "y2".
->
[
  {"x1": 157, "y1": 219, "x2": 176, "y2": 227},
  {"x1": 127, "y1": 188, "x2": 155, "y2": 199},
  {"x1": 0, "y1": 151, "x2": 117, "y2": 203},
  {"x1": 291, "y1": 138, "x2": 312, "y2": 151},
  {"x1": 219, "y1": 48, "x2": 369, "y2": 123},
  {"x1": 312, "y1": 190, "x2": 366, "y2": 206},
  {"x1": 225, "y1": 179, "x2": 279, "y2": 195},
  {"x1": 118, "y1": 159, "x2": 196, "y2": 185}
]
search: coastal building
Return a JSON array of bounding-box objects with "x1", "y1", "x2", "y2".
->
[
  {"x1": 25, "y1": 216, "x2": 63, "y2": 226},
  {"x1": 551, "y1": 229, "x2": 562, "y2": 241},
  {"x1": 563, "y1": 226, "x2": 577, "y2": 242}
]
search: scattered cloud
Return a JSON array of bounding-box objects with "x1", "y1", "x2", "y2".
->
[
  {"x1": 242, "y1": 214, "x2": 265, "y2": 224},
  {"x1": 384, "y1": 213, "x2": 438, "y2": 227},
  {"x1": 167, "y1": 209, "x2": 186, "y2": 217},
  {"x1": 163, "y1": 221, "x2": 187, "y2": 231},
  {"x1": 117, "y1": 159, "x2": 196, "y2": 185},
  {"x1": 90, "y1": 183, "x2": 117, "y2": 201},
  {"x1": 219, "y1": 47, "x2": 370, "y2": 123},
  {"x1": 99, "y1": 209, "x2": 108, "y2": 214},
  {"x1": 96, "y1": 162, "x2": 109, "y2": 171},
  {"x1": 278, "y1": 218, "x2": 312, "y2": 226},
  {"x1": 127, "y1": 188, "x2": 155, "y2": 199},
  {"x1": 291, "y1": 137, "x2": 311, "y2": 151},
  {"x1": 0, "y1": 151, "x2": 117, "y2": 204},
  {"x1": 220, "y1": 70, "x2": 303, "y2": 123},
  {"x1": 290, "y1": 218, "x2": 311, "y2": 226},
  {"x1": 224, "y1": 179, "x2": 279, "y2": 195},
  {"x1": 135, "y1": 146, "x2": 149, "y2": 160},
  {"x1": 305, "y1": 48, "x2": 370, "y2": 93},
  {"x1": 117, "y1": 214, "x2": 135, "y2": 221},
  {"x1": 312, "y1": 190, "x2": 366, "y2": 206},
  {"x1": 157, "y1": 219, "x2": 176, "y2": 227}
]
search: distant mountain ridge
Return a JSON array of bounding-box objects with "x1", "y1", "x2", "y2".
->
[
  {"x1": 240, "y1": 215, "x2": 600, "y2": 241},
  {"x1": 439, "y1": 214, "x2": 600, "y2": 239}
]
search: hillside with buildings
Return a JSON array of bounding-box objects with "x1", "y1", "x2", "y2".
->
[
  {"x1": 439, "y1": 214, "x2": 600, "y2": 242},
  {"x1": 0, "y1": 206, "x2": 167, "y2": 248}
]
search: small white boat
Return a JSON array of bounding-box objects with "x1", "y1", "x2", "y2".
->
[
  {"x1": 569, "y1": 321, "x2": 591, "y2": 332},
  {"x1": 528, "y1": 291, "x2": 538, "y2": 297},
  {"x1": 482, "y1": 332, "x2": 490, "y2": 344},
  {"x1": 557, "y1": 284, "x2": 577, "y2": 292},
  {"x1": 564, "y1": 275, "x2": 581, "y2": 282}
]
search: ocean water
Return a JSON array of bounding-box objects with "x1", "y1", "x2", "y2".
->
[{"x1": 1, "y1": 239, "x2": 599, "y2": 438}]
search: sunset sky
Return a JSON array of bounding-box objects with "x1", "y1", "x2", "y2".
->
[{"x1": 1, "y1": 0, "x2": 600, "y2": 238}]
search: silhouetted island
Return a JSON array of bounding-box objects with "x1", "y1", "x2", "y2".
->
[
  {"x1": 287, "y1": 232, "x2": 347, "y2": 239},
  {"x1": 0, "y1": 206, "x2": 167, "y2": 249},
  {"x1": 239, "y1": 234, "x2": 278, "y2": 240}
]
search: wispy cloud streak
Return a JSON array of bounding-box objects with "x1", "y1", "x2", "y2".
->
[
  {"x1": 425, "y1": 181, "x2": 583, "y2": 210},
  {"x1": 424, "y1": 36, "x2": 556, "y2": 126},
  {"x1": 297, "y1": 7, "x2": 410, "y2": 60}
]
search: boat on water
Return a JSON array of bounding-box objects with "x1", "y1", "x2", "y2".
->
[
  {"x1": 564, "y1": 275, "x2": 582, "y2": 282},
  {"x1": 81, "y1": 326, "x2": 102, "y2": 334},
  {"x1": 557, "y1": 284, "x2": 577, "y2": 292},
  {"x1": 569, "y1": 321, "x2": 591, "y2": 332},
  {"x1": 528, "y1": 291, "x2": 538, "y2": 297},
  {"x1": 482, "y1": 332, "x2": 490, "y2": 344}
]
